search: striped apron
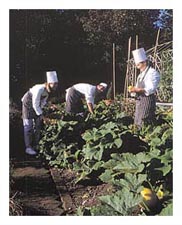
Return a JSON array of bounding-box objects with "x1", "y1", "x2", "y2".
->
[
  {"x1": 65, "y1": 87, "x2": 85, "y2": 114},
  {"x1": 134, "y1": 66, "x2": 156, "y2": 127},
  {"x1": 134, "y1": 93, "x2": 156, "y2": 127}
]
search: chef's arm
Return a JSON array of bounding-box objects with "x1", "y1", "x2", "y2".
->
[
  {"x1": 130, "y1": 87, "x2": 145, "y2": 94},
  {"x1": 87, "y1": 102, "x2": 94, "y2": 114}
]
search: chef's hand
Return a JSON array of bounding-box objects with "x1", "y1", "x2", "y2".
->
[
  {"x1": 50, "y1": 104, "x2": 58, "y2": 110},
  {"x1": 128, "y1": 86, "x2": 144, "y2": 94},
  {"x1": 128, "y1": 86, "x2": 135, "y2": 93}
]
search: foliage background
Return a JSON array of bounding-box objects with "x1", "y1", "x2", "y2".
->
[{"x1": 9, "y1": 9, "x2": 172, "y2": 105}]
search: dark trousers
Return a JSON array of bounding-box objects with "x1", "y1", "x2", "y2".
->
[{"x1": 65, "y1": 87, "x2": 84, "y2": 114}]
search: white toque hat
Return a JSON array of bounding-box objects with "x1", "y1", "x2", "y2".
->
[
  {"x1": 132, "y1": 48, "x2": 147, "y2": 64},
  {"x1": 46, "y1": 71, "x2": 58, "y2": 83},
  {"x1": 99, "y1": 82, "x2": 107, "y2": 88}
]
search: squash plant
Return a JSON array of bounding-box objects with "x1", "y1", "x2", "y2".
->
[{"x1": 39, "y1": 100, "x2": 172, "y2": 216}]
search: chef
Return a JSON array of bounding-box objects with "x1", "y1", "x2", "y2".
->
[
  {"x1": 128, "y1": 48, "x2": 160, "y2": 128},
  {"x1": 21, "y1": 71, "x2": 59, "y2": 155},
  {"x1": 65, "y1": 82, "x2": 107, "y2": 116}
]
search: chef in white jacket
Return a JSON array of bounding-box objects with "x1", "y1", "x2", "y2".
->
[
  {"x1": 21, "y1": 71, "x2": 59, "y2": 155},
  {"x1": 129, "y1": 48, "x2": 160, "y2": 128},
  {"x1": 65, "y1": 82, "x2": 107, "y2": 116}
]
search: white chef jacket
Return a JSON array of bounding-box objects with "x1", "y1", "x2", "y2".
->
[
  {"x1": 73, "y1": 83, "x2": 96, "y2": 105},
  {"x1": 136, "y1": 66, "x2": 160, "y2": 96},
  {"x1": 29, "y1": 84, "x2": 49, "y2": 116}
]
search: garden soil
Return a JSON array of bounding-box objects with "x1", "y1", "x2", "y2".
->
[{"x1": 11, "y1": 156, "x2": 113, "y2": 215}]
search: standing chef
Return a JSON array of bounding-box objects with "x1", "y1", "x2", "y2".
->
[
  {"x1": 21, "y1": 71, "x2": 59, "y2": 155},
  {"x1": 128, "y1": 48, "x2": 160, "y2": 128},
  {"x1": 65, "y1": 82, "x2": 107, "y2": 116}
]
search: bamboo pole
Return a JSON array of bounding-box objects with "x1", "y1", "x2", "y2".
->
[
  {"x1": 136, "y1": 35, "x2": 138, "y2": 49},
  {"x1": 154, "y1": 28, "x2": 160, "y2": 69},
  {"x1": 124, "y1": 37, "x2": 131, "y2": 101},
  {"x1": 134, "y1": 35, "x2": 139, "y2": 85},
  {"x1": 112, "y1": 43, "x2": 116, "y2": 99}
]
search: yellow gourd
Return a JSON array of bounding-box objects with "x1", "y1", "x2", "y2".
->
[
  {"x1": 128, "y1": 85, "x2": 133, "y2": 92},
  {"x1": 140, "y1": 187, "x2": 159, "y2": 209}
]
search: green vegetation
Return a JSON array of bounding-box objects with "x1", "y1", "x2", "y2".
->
[
  {"x1": 157, "y1": 49, "x2": 173, "y2": 102},
  {"x1": 39, "y1": 100, "x2": 173, "y2": 216}
]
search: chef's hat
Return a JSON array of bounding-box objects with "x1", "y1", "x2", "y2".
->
[
  {"x1": 99, "y1": 82, "x2": 107, "y2": 88},
  {"x1": 46, "y1": 71, "x2": 58, "y2": 83},
  {"x1": 132, "y1": 48, "x2": 147, "y2": 64}
]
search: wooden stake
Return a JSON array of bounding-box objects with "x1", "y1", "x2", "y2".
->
[
  {"x1": 134, "y1": 35, "x2": 139, "y2": 85},
  {"x1": 113, "y1": 43, "x2": 116, "y2": 99},
  {"x1": 124, "y1": 37, "x2": 131, "y2": 102},
  {"x1": 136, "y1": 35, "x2": 138, "y2": 49},
  {"x1": 154, "y1": 28, "x2": 160, "y2": 69}
]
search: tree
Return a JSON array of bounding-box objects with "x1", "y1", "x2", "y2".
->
[
  {"x1": 10, "y1": 9, "x2": 172, "y2": 103},
  {"x1": 79, "y1": 10, "x2": 161, "y2": 92},
  {"x1": 154, "y1": 9, "x2": 173, "y2": 43}
]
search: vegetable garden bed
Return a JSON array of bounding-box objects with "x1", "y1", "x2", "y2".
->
[
  {"x1": 50, "y1": 168, "x2": 114, "y2": 214},
  {"x1": 37, "y1": 99, "x2": 173, "y2": 216}
]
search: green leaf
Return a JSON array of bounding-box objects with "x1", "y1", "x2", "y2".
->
[
  {"x1": 74, "y1": 149, "x2": 82, "y2": 161},
  {"x1": 82, "y1": 130, "x2": 93, "y2": 141},
  {"x1": 99, "y1": 169, "x2": 113, "y2": 183},
  {"x1": 113, "y1": 173, "x2": 147, "y2": 192},
  {"x1": 92, "y1": 161, "x2": 103, "y2": 170},
  {"x1": 102, "y1": 159, "x2": 118, "y2": 169},
  {"x1": 82, "y1": 145, "x2": 98, "y2": 160},
  {"x1": 90, "y1": 204, "x2": 120, "y2": 216},
  {"x1": 111, "y1": 153, "x2": 123, "y2": 160},
  {"x1": 100, "y1": 122, "x2": 117, "y2": 130},
  {"x1": 94, "y1": 145, "x2": 104, "y2": 161},
  {"x1": 114, "y1": 138, "x2": 123, "y2": 148},
  {"x1": 160, "y1": 148, "x2": 173, "y2": 164},
  {"x1": 159, "y1": 203, "x2": 173, "y2": 215},
  {"x1": 93, "y1": 131, "x2": 103, "y2": 141},
  {"x1": 150, "y1": 137, "x2": 162, "y2": 147},
  {"x1": 113, "y1": 153, "x2": 146, "y2": 173},
  {"x1": 161, "y1": 128, "x2": 172, "y2": 144},
  {"x1": 99, "y1": 188, "x2": 142, "y2": 215},
  {"x1": 148, "y1": 148, "x2": 161, "y2": 158},
  {"x1": 155, "y1": 164, "x2": 172, "y2": 176}
]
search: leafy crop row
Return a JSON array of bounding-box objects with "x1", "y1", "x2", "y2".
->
[{"x1": 39, "y1": 100, "x2": 172, "y2": 215}]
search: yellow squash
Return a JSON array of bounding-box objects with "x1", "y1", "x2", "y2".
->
[{"x1": 140, "y1": 187, "x2": 159, "y2": 209}]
